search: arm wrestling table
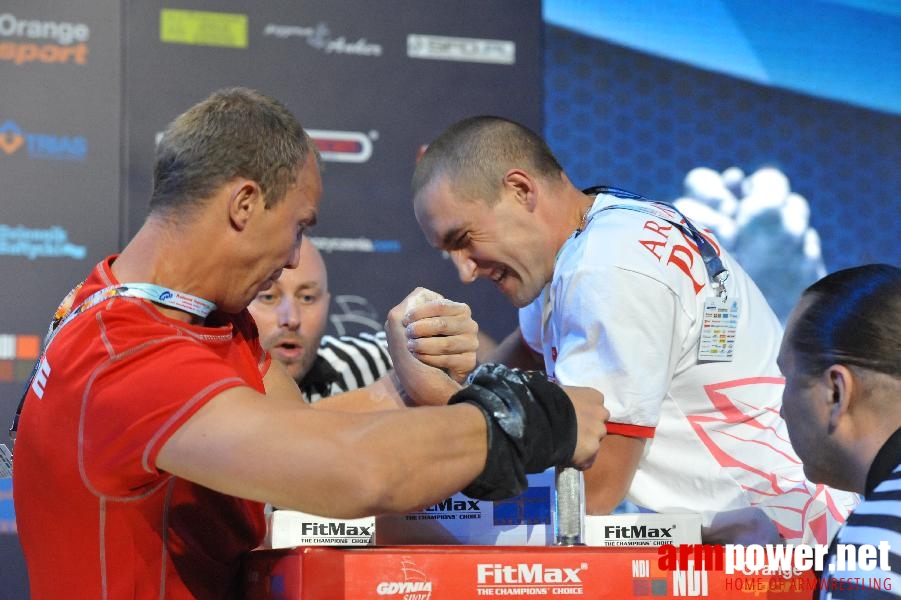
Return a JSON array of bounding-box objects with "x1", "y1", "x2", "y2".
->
[
  {"x1": 241, "y1": 544, "x2": 817, "y2": 599},
  {"x1": 242, "y1": 469, "x2": 817, "y2": 598}
]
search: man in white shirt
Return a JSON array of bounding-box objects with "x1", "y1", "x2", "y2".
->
[{"x1": 411, "y1": 115, "x2": 858, "y2": 544}]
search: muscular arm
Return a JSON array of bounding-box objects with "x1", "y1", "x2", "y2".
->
[
  {"x1": 157, "y1": 369, "x2": 607, "y2": 518},
  {"x1": 582, "y1": 433, "x2": 646, "y2": 514},
  {"x1": 156, "y1": 385, "x2": 489, "y2": 518},
  {"x1": 266, "y1": 357, "x2": 406, "y2": 412}
]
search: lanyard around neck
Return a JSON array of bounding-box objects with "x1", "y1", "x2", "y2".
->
[
  {"x1": 581, "y1": 185, "x2": 730, "y2": 294},
  {"x1": 9, "y1": 282, "x2": 217, "y2": 441}
]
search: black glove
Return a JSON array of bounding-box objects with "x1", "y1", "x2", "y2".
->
[{"x1": 448, "y1": 363, "x2": 578, "y2": 501}]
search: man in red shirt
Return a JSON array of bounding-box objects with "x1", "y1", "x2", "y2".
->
[{"x1": 11, "y1": 88, "x2": 607, "y2": 599}]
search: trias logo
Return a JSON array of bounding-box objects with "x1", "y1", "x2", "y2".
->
[
  {"x1": 0, "y1": 119, "x2": 87, "y2": 161},
  {"x1": 477, "y1": 562, "x2": 585, "y2": 584}
]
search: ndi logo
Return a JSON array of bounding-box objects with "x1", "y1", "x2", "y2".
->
[
  {"x1": 158, "y1": 290, "x2": 173, "y2": 302},
  {"x1": 0, "y1": 119, "x2": 87, "y2": 161}
]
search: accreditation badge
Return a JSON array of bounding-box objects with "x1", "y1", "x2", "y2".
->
[{"x1": 698, "y1": 297, "x2": 739, "y2": 362}]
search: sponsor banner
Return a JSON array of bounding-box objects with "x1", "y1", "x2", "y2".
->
[
  {"x1": 262, "y1": 22, "x2": 382, "y2": 57},
  {"x1": 0, "y1": 120, "x2": 87, "y2": 161},
  {"x1": 159, "y1": 8, "x2": 247, "y2": 48},
  {"x1": 306, "y1": 129, "x2": 375, "y2": 163},
  {"x1": 0, "y1": 333, "x2": 40, "y2": 383},
  {"x1": 0, "y1": 12, "x2": 90, "y2": 66},
  {"x1": 153, "y1": 130, "x2": 375, "y2": 164},
  {"x1": 407, "y1": 34, "x2": 515, "y2": 65},
  {"x1": 0, "y1": 479, "x2": 14, "y2": 534},
  {"x1": 375, "y1": 469, "x2": 555, "y2": 547},
  {"x1": 265, "y1": 511, "x2": 375, "y2": 548},
  {"x1": 0, "y1": 224, "x2": 87, "y2": 259},
  {"x1": 243, "y1": 545, "x2": 817, "y2": 599},
  {"x1": 586, "y1": 513, "x2": 702, "y2": 547},
  {"x1": 309, "y1": 236, "x2": 399, "y2": 254}
]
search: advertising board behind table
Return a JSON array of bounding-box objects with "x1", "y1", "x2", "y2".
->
[{"x1": 243, "y1": 545, "x2": 818, "y2": 599}]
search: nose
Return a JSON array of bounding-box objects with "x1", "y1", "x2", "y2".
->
[
  {"x1": 277, "y1": 296, "x2": 301, "y2": 329},
  {"x1": 286, "y1": 240, "x2": 302, "y2": 269},
  {"x1": 450, "y1": 250, "x2": 478, "y2": 284}
]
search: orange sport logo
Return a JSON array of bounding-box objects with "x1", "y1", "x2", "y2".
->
[{"x1": 0, "y1": 12, "x2": 90, "y2": 66}]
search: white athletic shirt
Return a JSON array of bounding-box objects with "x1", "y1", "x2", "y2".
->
[{"x1": 519, "y1": 192, "x2": 858, "y2": 544}]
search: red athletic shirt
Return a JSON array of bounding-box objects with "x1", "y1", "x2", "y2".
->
[{"x1": 13, "y1": 256, "x2": 270, "y2": 599}]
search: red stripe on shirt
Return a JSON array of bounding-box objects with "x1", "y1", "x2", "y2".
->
[{"x1": 606, "y1": 422, "x2": 656, "y2": 438}]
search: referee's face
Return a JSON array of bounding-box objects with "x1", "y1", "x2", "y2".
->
[{"x1": 249, "y1": 238, "x2": 331, "y2": 381}]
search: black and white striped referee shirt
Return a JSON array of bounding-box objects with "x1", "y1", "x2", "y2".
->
[
  {"x1": 298, "y1": 331, "x2": 392, "y2": 403},
  {"x1": 819, "y1": 427, "x2": 901, "y2": 599}
]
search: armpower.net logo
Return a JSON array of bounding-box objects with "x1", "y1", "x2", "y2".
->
[{"x1": 0, "y1": 13, "x2": 90, "y2": 66}]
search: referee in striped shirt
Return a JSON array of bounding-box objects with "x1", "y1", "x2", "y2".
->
[
  {"x1": 778, "y1": 264, "x2": 901, "y2": 599},
  {"x1": 248, "y1": 236, "x2": 392, "y2": 402}
]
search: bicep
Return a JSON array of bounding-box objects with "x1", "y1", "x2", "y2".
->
[
  {"x1": 156, "y1": 385, "x2": 358, "y2": 513},
  {"x1": 155, "y1": 384, "x2": 489, "y2": 518}
]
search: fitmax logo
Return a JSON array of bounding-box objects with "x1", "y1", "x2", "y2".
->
[
  {"x1": 477, "y1": 563, "x2": 585, "y2": 584},
  {"x1": 606, "y1": 525, "x2": 675, "y2": 539},
  {"x1": 0, "y1": 119, "x2": 87, "y2": 160},
  {"x1": 300, "y1": 522, "x2": 371, "y2": 536},
  {"x1": 425, "y1": 498, "x2": 480, "y2": 512}
]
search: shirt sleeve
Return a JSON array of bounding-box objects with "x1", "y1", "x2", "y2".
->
[
  {"x1": 518, "y1": 295, "x2": 543, "y2": 354},
  {"x1": 80, "y1": 336, "x2": 255, "y2": 496},
  {"x1": 551, "y1": 264, "x2": 689, "y2": 436}
]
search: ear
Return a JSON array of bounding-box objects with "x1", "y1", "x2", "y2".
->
[
  {"x1": 825, "y1": 365, "x2": 855, "y2": 432},
  {"x1": 227, "y1": 179, "x2": 263, "y2": 231},
  {"x1": 502, "y1": 169, "x2": 537, "y2": 211}
]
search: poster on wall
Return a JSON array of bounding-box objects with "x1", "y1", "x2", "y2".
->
[{"x1": 123, "y1": 1, "x2": 543, "y2": 343}]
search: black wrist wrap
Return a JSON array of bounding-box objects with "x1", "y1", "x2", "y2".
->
[{"x1": 448, "y1": 363, "x2": 578, "y2": 500}]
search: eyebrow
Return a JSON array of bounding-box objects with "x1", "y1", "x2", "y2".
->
[{"x1": 441, "y1": 226, "x2": 466, "y2": 250}]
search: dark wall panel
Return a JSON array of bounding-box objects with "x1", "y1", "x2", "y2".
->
[
  {"x1": 123, "y1": 2, "x2": 542, "y2": 341},
  {"x1": 0, "y1": 2, "x2": 122, "y2": 595},
  {"x1": 1, "y1": 1, "x2": 542, "y2": 592}
]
